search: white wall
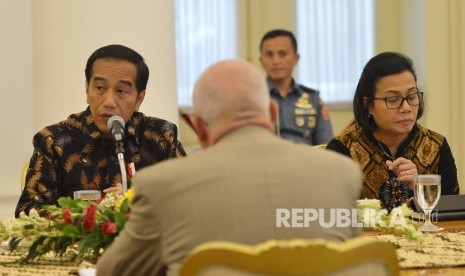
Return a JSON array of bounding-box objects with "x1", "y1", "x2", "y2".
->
[
  {"x1": 423, "y1": 0, "x2": 465, "y2": 190},
  {"x1": 399, "y1": 0, "x2": 426, "y2": 91},
  {"x1": 0, "y1": 0, "x2": 34, "y2": 198},
  {"x1": 32, "y1": 0, "x2": 179, "y2": 130}
]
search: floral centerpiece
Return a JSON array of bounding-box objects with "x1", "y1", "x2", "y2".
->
[
  {"x1": 357, "y1": 198, "x2": 424, "y2": 243},
  {"x1": 0, "y1": 188, "x2": 134, "y2": 264}
]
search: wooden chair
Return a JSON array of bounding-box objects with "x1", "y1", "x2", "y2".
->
[
  {"x1": 312, "y1": 144, "x2": 327, "y2": 150},
  {"x1": 179, "y1": 237, "x2": 399, "y2": 276}
]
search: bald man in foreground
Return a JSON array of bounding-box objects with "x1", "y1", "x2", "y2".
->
[{"x1": 96, "y1": 60, "x2": 363, "y2": 276}]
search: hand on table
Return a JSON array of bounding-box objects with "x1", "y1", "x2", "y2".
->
[{"x1": 103, "y1": 182, "x2": 123, "y2": 196}]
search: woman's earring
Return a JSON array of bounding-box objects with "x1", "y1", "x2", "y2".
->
[{"x1": 368, "y1": 114, "x2": 372, "y2": 118}]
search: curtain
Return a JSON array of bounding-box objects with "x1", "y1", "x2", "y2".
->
[
  {"x1": 175, "y1": 0, "x2": 238, "y2": 108},
  {"x1": 296, "y1": 0, "x2": 374, "y2": 107}
]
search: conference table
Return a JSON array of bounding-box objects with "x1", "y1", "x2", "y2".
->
[
  {"x1": 1, "y1": 220, "x2": 464, "y2": 275},
  {"x1": 0, "y1": 245, "x2": 95, "y2": 275}
]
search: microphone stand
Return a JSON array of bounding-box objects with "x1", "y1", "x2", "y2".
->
[{"x1": 115, "y1": 141, "x2": 127, "y2": 193}]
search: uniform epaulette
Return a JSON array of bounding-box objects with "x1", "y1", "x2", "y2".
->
[{"x1": 299, "y1": 85, "x2": 319, "y2": 95}]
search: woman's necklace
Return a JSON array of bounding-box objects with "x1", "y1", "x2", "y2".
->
[{"x1": 374, "y1": 137, "x2": 395, "y2": 161}]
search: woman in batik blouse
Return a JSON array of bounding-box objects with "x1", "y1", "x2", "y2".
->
[{"x1": 327, "y1": 52, "x2": 459, "y2": 209}]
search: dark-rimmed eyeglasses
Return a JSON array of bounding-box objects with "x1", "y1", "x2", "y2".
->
[{"x1": 367, "y1": 92, "x2": 423, "y2": 109}]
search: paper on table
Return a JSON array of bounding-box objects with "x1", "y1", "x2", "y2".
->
[{"x1": 80, "y1": 268, "x2": 96, "y2": 276}]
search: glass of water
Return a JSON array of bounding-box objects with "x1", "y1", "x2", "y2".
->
[
  {"x1": 414, "y1": 175, "x2": 443, "y2": 232},
  {"x1": 73, "y1": 190, "x2": 101, "y2": 201}
]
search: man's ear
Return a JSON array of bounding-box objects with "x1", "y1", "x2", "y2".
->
[
  {"x1": 135, "y1": 90, "x2": 146, "y2": 111},
  {"x1": 192, "y1": 116, "x2": 209, "y2": 148},
  {"x1": 258, "y1": 55, "x2": 264, "y2": 67}
]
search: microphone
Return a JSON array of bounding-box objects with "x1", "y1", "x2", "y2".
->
[
  {"x1": 107, "y1": 115, "x2": 128, "y2": 193},
  {"x1": 107, "y1": 115, "x2": 125, "y2": 142}
]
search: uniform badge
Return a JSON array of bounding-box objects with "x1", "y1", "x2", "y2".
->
[
  {"x1": 295, "y1": 93, "x2": 312, "y2": 109},
  {"x1": 296, "y1": 116, "x2": 305, "y2": 127},
  {"x1": 308, "y1": 116, "x2": 316, "y2": 128}
]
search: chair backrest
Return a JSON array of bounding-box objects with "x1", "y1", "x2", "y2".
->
[
  {"x1": 20, "y1": 161, "x2": 29, "y2": 191},
  {"x1": 312, "y1": 144, "x2": 327, "y2": 150},
  {"x1": 179, "y1": 237, "x2": 399, "y2": 276}
]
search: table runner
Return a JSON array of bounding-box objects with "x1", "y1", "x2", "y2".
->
[
  {"x1": 0, "y1": 252, "x2": 95, "y2": 276},
  {"x1": 372, "y1": 231, "x2": 465, "y2": 269}
]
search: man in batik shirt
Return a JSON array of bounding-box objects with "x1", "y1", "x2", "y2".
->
[{"x1": 15, "y1": 45, "x2": 186, "y2": 217}]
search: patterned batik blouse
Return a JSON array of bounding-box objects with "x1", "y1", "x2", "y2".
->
[
  {"x1": 15, "y1": 107, "x2": 186, "y2": 217},
  {"x1": 327, "y1": 123, "x2": 459, "y2": 209}
]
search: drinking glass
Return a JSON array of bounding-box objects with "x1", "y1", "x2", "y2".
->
[
  {"x1": 73, "y1": 190, "x2": 101, "y2": 201},
  {"x1": 414, "y1": 175, "x2": 443, "y2": 232}
]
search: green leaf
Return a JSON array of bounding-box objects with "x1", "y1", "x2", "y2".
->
[
  {"x1": 114, "y1": 212, "x2": 126, "y2": 228},
  {"x1": 9, "y1": 237, "x2": 22, "y2": 250},
  {"x1": 77, "y1": 201, "x2": 92, "y2": 209},
  {"x1": 57, "y1": 197, "x2": 77, "y2": 208},
  {"x1": 119, "y1": 199, "x2": 130, "y2": 213},
  {"x1": 23, "y1": 223, "x2": 35, "y2": 230},
  {"x1": 62, "y1": 225, "x2": 80, "y2": 238}
]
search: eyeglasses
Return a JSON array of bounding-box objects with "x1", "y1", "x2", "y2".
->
[{"x1": 368, "y1": 92, "x2": 423, "y2": 109}]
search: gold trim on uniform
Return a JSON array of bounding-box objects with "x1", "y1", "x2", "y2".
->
[
  {"x1": 308, "y1": 116, "x2": 316, "y2": 128},
  {"x1": 295, "y1": 116, "x2": 305, "y2": 127},
  {"x1": 295, "y1": 93, "x2": 312, "y2": 109},
  {"x1": 295, "y1": 93, "x2": 316, "y2": 128}
]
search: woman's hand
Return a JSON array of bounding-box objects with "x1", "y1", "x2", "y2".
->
[
  {"x1": 386, "y1": 157, "x2": 418, "y2": 190},
  {"x1": 103, "y1": 182, "x2": 123, "y2": 196}
]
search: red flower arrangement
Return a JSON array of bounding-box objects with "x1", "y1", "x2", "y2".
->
[
  {"x1": 101, "y1": 220, "x2": 117, "y2": 236},
  {"x1": 82, "y1": 205, "x2": 98, "y2": 232},
  {"x1": 0, "y1": 189, "x2": 134, "y2": 263},
  {"x1": 63, "y1": 208, "x2": 72, "y2": 225}
]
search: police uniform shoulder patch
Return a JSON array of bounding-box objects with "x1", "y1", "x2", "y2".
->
[
  {"x1": 299, "y1": 85, "x2": 319, "y2": 95},
  {"x1": 319, "y1": 99, "x2": 330, "y2": 121}
]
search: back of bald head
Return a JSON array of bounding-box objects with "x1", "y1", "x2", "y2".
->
[{"x1": 193, "y1": 60, "x2": 270, "y2": 126}]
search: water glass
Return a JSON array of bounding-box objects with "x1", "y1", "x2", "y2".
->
[
  {"x1": 73, "y1": 190, "x2": 101, "y2": 201},
  {"x1": 414, "y1": 175, "x2": 443, "y2": 232}
]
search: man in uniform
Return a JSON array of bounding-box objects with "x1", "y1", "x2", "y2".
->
[{"x1": 259, "y1": 29, "x2": 333, "y2": 145}]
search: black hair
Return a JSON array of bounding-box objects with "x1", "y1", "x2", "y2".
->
[
  {"x1": 353, "y1": 51, "x2": 424, "y2": 133},
  {"x1": 85, "y1": 44, "x2": 149, "y2": 94}
]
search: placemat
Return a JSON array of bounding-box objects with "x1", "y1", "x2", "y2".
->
[
  {"x1": 372, "y1": 231, "x2": 465, "y2": 269},
  {"x1": 0, "y1": 251, "x2": 95, "y2": 276}
]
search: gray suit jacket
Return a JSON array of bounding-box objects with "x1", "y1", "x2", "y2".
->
[{"x1": 97, "y1": 126, "x2": 362, "y2": 276}]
